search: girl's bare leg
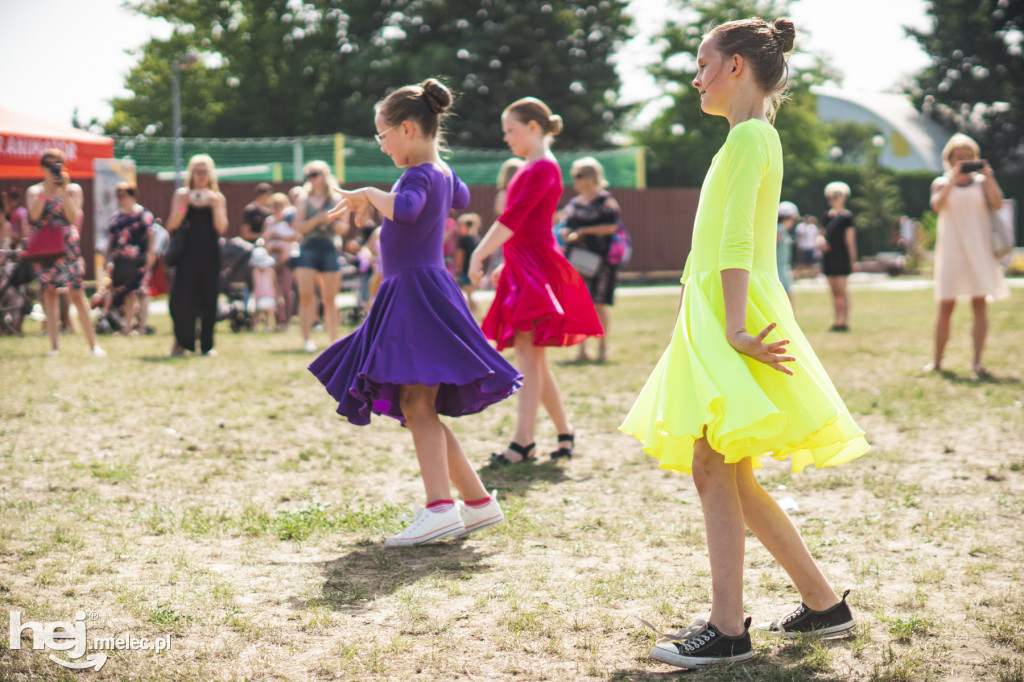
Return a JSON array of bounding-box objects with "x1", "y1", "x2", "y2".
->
[{"x1": 691, "y1": 437, "x2": 746, "y2": 636}]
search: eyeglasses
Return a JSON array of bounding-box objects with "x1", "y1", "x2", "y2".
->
[
  {"x1": 374, "y1": 124, "x2": 400, "y2": 144},
  {"x1": 305, "y1": 171, "x2": 322, "y2": 180}
]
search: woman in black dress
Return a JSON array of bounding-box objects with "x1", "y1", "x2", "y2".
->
[
  {"x1": 166, "y1": 154, "x2": 228, "y2": 356},
  {"x1": 820, "y1": 181, "x2": 856, "y2": 331},
  {"x1": 561, "y1": 157, "x2": 621, "y2": 362}
]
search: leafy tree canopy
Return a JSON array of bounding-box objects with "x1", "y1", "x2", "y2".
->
[
  {"x1": 630, "y1": 0, "x2": 839, "y2": 190},
  {"x1": 906, "y1": 0, "x2": 1024, "y2": 171},
  {"x1": 106, "y1": 0, "x2": 632, "y2": 149}
]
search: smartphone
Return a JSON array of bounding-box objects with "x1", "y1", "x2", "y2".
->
[{"x1": 960, "y1": 161, "x2": 984, "y2": 173}]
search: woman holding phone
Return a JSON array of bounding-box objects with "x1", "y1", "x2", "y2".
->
[
  {"x1": 26, "y1": 149, "x2": 105, "y2": 357},
  {"x1": 166, "y1": 154, "x2": 229, "y2": 357},
  {"x1": 927, "y1": 133, "x2": 1008, "y2": 377}
]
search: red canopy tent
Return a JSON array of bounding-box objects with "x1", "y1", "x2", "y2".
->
[
  {"x1": 1, "y1": 107, "x2": 115, "y2": 279},
  {"x1": 0, "y1": 106, "x2": 113, "y2": 179}
]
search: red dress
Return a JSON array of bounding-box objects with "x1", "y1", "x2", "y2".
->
[{"x1": 481, "y1": 158, "x2": 602, "y2": 350}]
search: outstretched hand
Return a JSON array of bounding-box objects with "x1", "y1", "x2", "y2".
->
[
  {"x1": 728, "y1": 322, "x2": 795, "y2": 375},
  {"x1": 329, "y1": 188, "x2": 372, "y2": 224}
]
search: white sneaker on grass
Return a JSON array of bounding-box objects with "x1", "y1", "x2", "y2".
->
[
  {"x1": 303, "y1": 339, "x2": 317, "y2": 353},
  {"x1": 91, "y1": 346, "x2": 107, "y2": 357},
  {"x1": 456, "y1": 490, "x2": 504, "y2": 537},
  {"x1": 385, "y1": 504, "x2": 465, "y2": 547}
]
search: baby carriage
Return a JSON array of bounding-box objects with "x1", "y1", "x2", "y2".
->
[
  {"x1": 217, "y1": 237, "x2": 256, "y2": 332},
  {"x1": 0, "y1": 250, "x2": 36, "y2": 336}
]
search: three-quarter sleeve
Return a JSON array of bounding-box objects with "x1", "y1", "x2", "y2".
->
[
  {"x1": 718, "y1": 126, "x2": 769, "y2": 272},
  {"x1": 498, "y1": 160, "x2": 557, "y2": 232},
  {"x1": 452, "y1": 174, "x2": 470, "y2": 211},
  {"x1": 391, "y1": 167, "x2": 431, "y2": 224}
]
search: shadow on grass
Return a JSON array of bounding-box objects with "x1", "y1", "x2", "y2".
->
[
  {"x1": 609, "y1": 634, "x2": 851, "y2": 680},
  {"x1": 945, "y1": 372, "x2": 1021, "y2": 386},
  {"x1": 268, "y1": 348, "x2": 320, "y2": 356},
  {"x1": 293, "y1": 541, "x2": 494, "y2": 612},
  {"x1": 477, "y1": 459, "x2": 570, "y2": 499}
]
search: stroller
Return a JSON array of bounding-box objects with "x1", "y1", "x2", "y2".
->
[
  {"x1": 0, "y1": 250, "x2": 36, "y2": 336},
  {"x1": 217, "y1": 237, "x2": 256, "y2": 333}
]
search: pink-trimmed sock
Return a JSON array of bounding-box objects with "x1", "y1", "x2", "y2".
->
[
  {"x1": 426, "y1": 499, "x2": 455, "y2": 513},
  {"x1": 463, "y1": 496, "x2": 491, "y2": 509}
]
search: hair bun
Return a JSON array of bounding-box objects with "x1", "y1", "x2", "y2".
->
[
  {"x1": 420, "y1": 78, "x2": 452, "y2": 114},
  {"x1": 773, "y1": 18, "x2": 796, "y2": 53},
  {"x1": 547, "y1": 114, "x2": 563, "y2": 136}
]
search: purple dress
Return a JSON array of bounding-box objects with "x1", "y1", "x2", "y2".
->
[{"x1": 309, "y1": 164, "x2": 522, "y2": 425}]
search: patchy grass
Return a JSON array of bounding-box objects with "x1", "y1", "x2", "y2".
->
[{"x1": 0, "y1": 283, "x2": 1022, "y2": 680}]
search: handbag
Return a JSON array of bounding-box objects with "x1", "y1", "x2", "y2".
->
[
  {"x1": 607, "y1": 221, "x2": 632, "y2": 266},
  {"x1": 164, "y1": 225, "x2": 188, "y2": 268},
  {"x1": 21, "y1": 225, "x2": 66, "y2": 263},
  {"x1": 567, "y1": 246, "x2": 602, "y2": 278},
  {"x1": 990, "y1": 208, "x2": 1014, "y2": 259}
]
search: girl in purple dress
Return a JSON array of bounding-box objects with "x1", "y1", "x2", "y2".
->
[{"x1": 309, "y1": 79, "x2": 522, "y2": 547}]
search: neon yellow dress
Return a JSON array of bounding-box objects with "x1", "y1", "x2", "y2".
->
[{"x1": 620, "y1": 120, "x2": 869, "y2": 474}]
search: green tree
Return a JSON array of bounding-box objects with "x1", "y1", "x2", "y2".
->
[
  {"x1": 850, "y1": 144, "x2": 906, "y2": 256},
  {"x1": 107, "y1": 0, "x2": 631, "y2": 149},
  {"x1": 632, "y1": 0, "x2": 837, "y2": 190},
  {"x1": 906, "y1": 0, "x2": 1024, "y2": 172}
]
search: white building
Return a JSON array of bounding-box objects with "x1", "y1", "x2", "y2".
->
[{"x1": 813, "y1": 86, "x2": 953, "y2": 173}]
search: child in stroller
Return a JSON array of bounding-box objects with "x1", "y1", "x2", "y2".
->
[{"x1": 217, "y1": 236, "x2": 256, "y2": 332}]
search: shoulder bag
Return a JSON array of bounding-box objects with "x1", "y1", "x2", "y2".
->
[{"x1": 990, "y1": 208, "x2": 1014, "y2": 259}]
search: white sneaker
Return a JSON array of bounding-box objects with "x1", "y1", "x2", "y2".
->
[
  {"x1": 45, "y1": 349, "x2": 60, "y2": 357},
  {"x1": 456, "y1": 490, "x2": 504, "y2": 537},
  {"x1": 91, "y1": 346, "x2": 107, "y2": 357},
  {"x1": 385, "y1": 504, "x2": 465, "y2": 547},
  {"x1": 303, "y1": 339, "x2": 317, "y2": 353}
]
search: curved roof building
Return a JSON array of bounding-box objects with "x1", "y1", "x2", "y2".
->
[{"x1": 813, "y1": 86, "x2": 953, "y2": 172}]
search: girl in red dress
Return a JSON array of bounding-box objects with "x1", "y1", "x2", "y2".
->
[{"x1": 469, "y1": 97, "x2": 602, "y2": 464}]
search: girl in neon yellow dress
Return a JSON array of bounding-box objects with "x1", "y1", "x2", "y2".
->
[{"x1": 620, "y1": 18, "x2": 869, "y2": 670}]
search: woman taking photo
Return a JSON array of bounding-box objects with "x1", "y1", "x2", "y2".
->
[
  {"x1": 26, "y1": 149, "x2": 105, "y2": 357},
  {"x1": 927, "y1": 133, "x2": 1008, "y2": 377},
  {"x1": 293, "y1": 160, "x2": 344, "y2": 352},
  {"x1": 166, "y1": 154, "x2": 228, "y2": 357},
  {"x1": 561, "y1": 156, "x2": 621, "y2": 363},
  {"x1": 105, "y1": 182, "x2": 156, "y2": 335},
  {"x1": 820, "y1": 181, "x2": 856, "y2": 331}
]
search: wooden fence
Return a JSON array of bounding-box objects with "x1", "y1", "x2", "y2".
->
[{"x1": 1, "y1": 176, "x2": 699, "y2": 281}]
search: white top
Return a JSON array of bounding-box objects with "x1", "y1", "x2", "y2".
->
[{"x1": 795, "y1": 221, "x2": 818, "y2": 250}]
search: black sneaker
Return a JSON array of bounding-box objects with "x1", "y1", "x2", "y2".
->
[
  {"x1": 648, "y1": 617, "x2": 754, "y2": 669},
  {"x1": 753, "y1": 589, "x2": 855, "y2": 639}
]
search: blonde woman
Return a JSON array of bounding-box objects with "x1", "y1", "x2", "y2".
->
[
  {"x1": 820, "y1": 181, "x2": 856, "y2": 331},
  {"x1": 166, "y1": 154, "x2": 229, "y2": 356},
  {"x1": 562, "y1": 156, "x2": 621, "y2": 362},
  {"x1": 927, "y1": 133, "x2": 1008, "y2": 377},
  {"x1": 293, "y1": 160, "x2": 345, "y2": 351}
]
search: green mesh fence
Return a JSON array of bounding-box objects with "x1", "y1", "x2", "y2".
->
[{"x1": 112, "y1": 134, "x2": 644, "y2": 188}]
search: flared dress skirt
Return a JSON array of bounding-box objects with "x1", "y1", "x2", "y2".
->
[
  {"x1": 620, "y1": 269, "x2": 869, "y2": 474},
  {"x1": 310, "y1": 265, "x2": 522, "y2": 425}
]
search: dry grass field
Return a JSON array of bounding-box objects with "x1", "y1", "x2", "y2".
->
[{"x1": 1, "y1": 283, "x2": 1022, "y2": 681}]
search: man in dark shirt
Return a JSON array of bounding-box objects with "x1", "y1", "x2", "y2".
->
[{"x1": 240, "y1": 183, "x2": 272, "y2": 243}]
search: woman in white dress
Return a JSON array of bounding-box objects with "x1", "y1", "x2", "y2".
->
[{"x1": 927, "y1": 133, "x2": 1008, "y2": 378}]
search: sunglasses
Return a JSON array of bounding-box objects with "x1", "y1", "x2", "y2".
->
[
  {"x1": 305, "y1": 171, "x2": 322, "y2": 180},
  {"x1": 116, "y1": 191, "x2": 132, "y2": 197},
  {"x1": 572, "y1": 173, "x2": 589, "y2": 180}
]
